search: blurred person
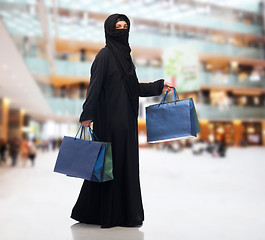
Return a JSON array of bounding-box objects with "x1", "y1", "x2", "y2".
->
[
  {"x1": 28, "y1": 139, "x2": 37, "y2": 167},
  {"x1": 192, "y1": 139, "x2": 205, "y2": 155},
  {"x1": 167, "y1": 141, "x2": 183, "y2": 152},
  {"x1": 57, "y1": 138, "x2": 63, "y2": 148},
  {"x1": 240, "y1": 138, "x2": 247, "y2": 147},
  {"x1": 71, "y1": 13, "x2": 172, "y2": 228},
  {"x1": 41, "y1": 139, "x2": 50, "y2": 152},
  {"x1": 217, "y1": 140, "x2": 227, "y2": 158},
  {"x1": 9, "y1": 138, "x2": 20, "y2": 167},
  {"x1": 20, "y1": 137, "x2": 30, "y2": 167},
  {"x1": 206, "y1": 140, "x2": 216, "y2": 155},
  {"x1": 22, "y1": 36, "x2": 31, "y2": 57},
  {"x1": 0, "y1": 138, "x2": 7, "y2": 165},
  {"x1": 210, "y1": 140, "x2": 222, "y2": 158},
  {"x1": 52, "y1": 138, "x2": 56, "y2": 151}
]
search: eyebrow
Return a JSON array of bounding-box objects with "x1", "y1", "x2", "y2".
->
[{"x1": 116, "y1": 23, "x2": 128, "y2": 25}]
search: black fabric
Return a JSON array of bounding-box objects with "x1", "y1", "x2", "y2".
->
[
  {"x1": 104, "y1": 13, "x2": 139, "y2": 117},
  {"x1": 72, "y1": 14, "x2": 165, "y2": 228}
]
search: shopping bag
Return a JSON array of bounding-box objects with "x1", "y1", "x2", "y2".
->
[
  {"x1": 89, "y1": 127, "x2": 114, "y2": 182},
  {"x1": 90, "y1": 143, "x2": 106, "y2": 182},
  {"x1": 146, "y1": 87, "x2": 200, "y2": 143},
  {"x1": 64, "y1": 126, "x2": 107, "y2": 182},
  {"x1": 54, "y1": 125, "x2": 103, "y2": 181}
]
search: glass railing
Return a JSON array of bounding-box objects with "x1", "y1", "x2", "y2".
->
[
  {"x1": 25, "y1": 57, "x2": 265, "y2": 88},
  {"x1": 0, "y1": 0, "x2": 260, "y2": 15},
  {"x1": 0, "y1": 1, "x2": 262, "y2": 39},
  {"x1": 25, "y1": 57, "x2": 50, "y2": 74},
  {"x1": 197, "y1": 104, "x2": 265, "y2": 120},
  {"x1": 25, "y1": 57, "x2": 92, "y2": 76},
  {"x1": 46, "y1": 97, "x2": 83, "y2": 117},
  {"x1": 130, "y1": 33, "x2": 265, "y2": 59},
  {"x1": 46, "y1": 97, "x2": 265, "y2": 120},
  {"x1": 22, "y1": 31, "x2": 264, "y2": 63},
  {"x1": 49, "y1": 1, "x2": 262, "y2": 35},
  {"x1": 137, "y1": 68, "x2": 265, "y2": 88},
  {"x1": 55, "y1": 60, "x2": 91, "y2": 77},
  {"x1": 136, "y1": 66, "x2": 164, "y2": 81},
  {"x1": 199, "y1": 71, "x2": 265, "y2": 88},
  {"x1": 1, "y1": 10, "x2": 263, "y2": 60},
  {"x1": 194, "y1": 0, "x2": 261, "y2": 13}
]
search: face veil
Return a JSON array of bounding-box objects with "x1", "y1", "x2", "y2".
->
[{"x1": 104, "y1": 13, "x2": 139, "y2": 116}]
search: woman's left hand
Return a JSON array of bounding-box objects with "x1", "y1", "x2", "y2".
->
[{"x1": 163, "y1": 82, "x2": 173, "y2": 92}]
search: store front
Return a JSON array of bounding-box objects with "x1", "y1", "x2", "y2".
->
[
  {"x1": 201, "y1": 120, "x2": 263, "y2": 146},
  {"x1": 242, "y1": 122, "x2": 263, "y2": 146}
]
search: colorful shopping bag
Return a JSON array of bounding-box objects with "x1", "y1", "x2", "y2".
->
[
  {"x1": 146, "y1": 87, "x2": 200, "y2": 143},
  {"x1": 89, "y1": 127, "x2": 114, "y2": 182},
  {"x1": 54, "y1": 125, "x2": 103, "y2": 181}
]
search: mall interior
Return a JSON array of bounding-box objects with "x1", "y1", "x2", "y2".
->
[
  {"x1": 0, "y1": 0, "x2": 265, "y2": 147},
  {"x1": 0, "y1": 1, "x2": 265, "y2": 240}
]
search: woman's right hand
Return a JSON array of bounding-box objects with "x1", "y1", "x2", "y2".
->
[{"x1": 80, "y1": 120, "x2": 92, "y2": 127}]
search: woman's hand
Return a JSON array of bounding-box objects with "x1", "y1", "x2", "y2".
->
[
  {"x1": 80, "y1": 120, "x2": 92, "y2": 127},
  {"x1": 163, "y1": 82, "x2": 173, "y2": 92}
]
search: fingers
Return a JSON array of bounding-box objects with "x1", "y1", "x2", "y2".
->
[
  {"x1": 164, "y1": 82, "x2": 173, "y2": 91},
  {"x1": 80, "y1": 120, "x2": 91, "y2": 127},
  {"x1": 81, "y1": 122, "x2": 87, "y2": 127}
]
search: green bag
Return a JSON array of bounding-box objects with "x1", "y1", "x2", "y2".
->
[
  {"x1": 100, "y1": 141, "x2": 113, "y2": 182},
  {"x1": 90, "y1": 128, "x2": 114, "y2": 182}
]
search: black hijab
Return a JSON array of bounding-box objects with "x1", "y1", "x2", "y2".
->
[{"x1": 104, "y1": 13, "x2": 139, "y2": 116}]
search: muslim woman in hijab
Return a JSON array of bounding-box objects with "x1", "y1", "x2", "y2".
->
[{"x1": 71, "y1": 13, "x2": 173, "y2": 228}]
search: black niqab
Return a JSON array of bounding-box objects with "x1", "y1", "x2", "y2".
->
[{"x1": 104, "y1": 13, "x2": 139, "y2": 116}]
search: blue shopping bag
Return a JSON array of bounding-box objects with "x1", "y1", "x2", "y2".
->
[
  {"x1": 89, "y1": 127, "x2": 114, "y2": 182},
  {"x1": 146, "y1": 87, "x2": 200, "y2": 143},
  {"x1": 87, "y1": 127, "x2": 106, "y2": 182},
  {"x1": 54, "y1": 125, "x2": 103, "y2": 181}
]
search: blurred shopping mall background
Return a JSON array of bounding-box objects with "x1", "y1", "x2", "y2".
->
[
  {"x1": 1, "y1": 0, "x2": 265, "y2": 157},
  {"x1": 1, "y1": 1, "x2": 265, "y2": 240}
]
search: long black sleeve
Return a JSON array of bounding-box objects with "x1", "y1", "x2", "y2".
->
[
  {"x1": 79, "y1": 48, "x2": 109, "y2": 122},
  {"x1": 139, "y1": 79, "x2": 164, "y2": 97}
]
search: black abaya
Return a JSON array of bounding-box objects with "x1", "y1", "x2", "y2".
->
[{"x1": 71, "y1": 17, "x2": 164, "y2": 229}]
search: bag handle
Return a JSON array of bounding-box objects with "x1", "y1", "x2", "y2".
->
[
  {"x1": 89, "y1": 126, "x2": 100, "y2": 141},
  {"x1": 74, "y1": 125, "x2": 82, "y2": 140},
  {"x1": 158, "y1": 87, "x2": 179, "y2": 107},
  {"x1": 74, "y1": 125, "x2": 100, "y2": 143},
  {"x1": 74, "y1": 125, "x2": 92, "y2": 143}
]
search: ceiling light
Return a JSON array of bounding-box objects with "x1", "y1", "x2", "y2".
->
[
  {"x1": 231, "y1": 61, "x2": 238, "y2": 68},
  {"x1": 3, "y1": 98, "x2": 11, "y2": 105}
]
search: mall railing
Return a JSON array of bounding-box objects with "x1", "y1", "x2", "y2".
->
[
  {"x1": 199, "y1": 71, "x2": 265, "y2": 88},
  {"x1": 46, "y1": 97, "x2": 265, "y2": 120},
  {"x1": 131, "y1": 34, "x2": 265, "y2": 59},
  {"x1": 1, "y1": 8, "x2": 264, "y2": 58},
  {"x1": 197, "y1": 104, "x2": 265, "y2": 120},
  {"x1": 25, "y1": 57, "x2": 265, "y2": 88},
  {"x1": 0, "y1": 0, "x2": 261, "y2": 20},
  {"x1": 46, "y1": 97, "x2": 83, "y2": 117},
  {"x1": 25, "y1": 57, "x2": 50, "y2": 75},
  {"x1": 49, "y1": 1, "x2": 263, "y2": 35},
  {"x1": 55, "y1": 60, "x2": 92, "y2": 77},
  {"x1": 193, "y1": 0, "x2": 260, "y2": 13}
]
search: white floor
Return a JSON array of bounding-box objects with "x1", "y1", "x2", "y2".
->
[{"x1": 0, "y1": 147, "x2": 265, "y2": 240}]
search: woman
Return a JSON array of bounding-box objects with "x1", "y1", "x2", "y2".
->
[
  {"x1": 20, "y1": 137, "x2": 29, "y2": 167},
  {"x1": 71, "y1": 13, "x2": 172, "y2": 228},
  {"x1": 28, "y1": 139, "x2": 37, "y2": 167},
  {"x1": 9, "y1": 138, "x2": 20, "y2": 167}
]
